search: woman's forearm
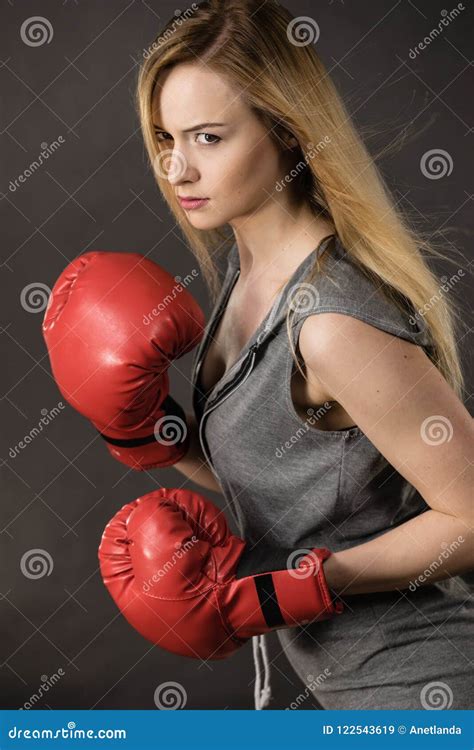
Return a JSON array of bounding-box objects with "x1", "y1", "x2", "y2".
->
[
  {"x1": 173, "y1": 411, "x2": 224, "y2": 494},
  {"x1": 323, "y1": 509, "x2": 473, "y2": 596}
]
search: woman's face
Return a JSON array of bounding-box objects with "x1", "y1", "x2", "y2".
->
[{"x1": 151, "y1": 63, "x2": 298, "y2": 231}]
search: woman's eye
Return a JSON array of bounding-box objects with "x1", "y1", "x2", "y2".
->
[
  {"x1": 154, "y1": 131, "x2": 221, "y2": 145},
  {"x1": 195, "y1": 133, "x2": 221, "y2": 145}
]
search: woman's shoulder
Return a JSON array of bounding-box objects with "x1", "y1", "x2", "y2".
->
[{"x1": 295, "y1": 235, "x2": 433, "y2": 351}]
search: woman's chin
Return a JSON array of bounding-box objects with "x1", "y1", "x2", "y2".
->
[{"x1": 185, "y1": 214, "x2": 222, "y2": 231}]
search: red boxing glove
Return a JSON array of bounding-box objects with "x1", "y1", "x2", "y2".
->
[
  {"x1": 98, "y1": 488, "x2": 344, "y2": 660},
  {"x1": 42, "y1": 251, "x2": 205, "y2": 470}
]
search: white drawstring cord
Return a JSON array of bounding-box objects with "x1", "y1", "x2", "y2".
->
[{"x1": 252, "y1": 634, "x2": 272, "y2": 709}]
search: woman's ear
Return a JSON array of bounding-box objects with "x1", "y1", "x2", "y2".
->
[
  {"x1": 282, "y1": 133, "x2": 299, "y2": 150},
  {"x1": 275, "y1": 124, "x2": 299, "y2": 150}
]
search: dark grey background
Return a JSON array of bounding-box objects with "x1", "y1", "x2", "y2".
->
[{"x1": 1, "y1": 0, "x2": 472, "y2": 710}]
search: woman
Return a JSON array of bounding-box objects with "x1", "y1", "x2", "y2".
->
[{"x1": 136, "y1": 0, "x2": 473, "y2": 709}]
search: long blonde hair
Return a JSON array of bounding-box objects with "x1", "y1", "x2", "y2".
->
[{"x1": 136, "y1": 0, "x2": 467, "y2": 398}]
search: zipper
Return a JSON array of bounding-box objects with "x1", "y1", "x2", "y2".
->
[
  {"x1": 195, "y1": 254, "x2": 291, "y2": 471},
  {"x1": 198, "y1": 332, "x2": 265, "y2": 471}
]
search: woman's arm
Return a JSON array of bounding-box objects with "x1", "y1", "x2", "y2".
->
[
  {"x1": 298, "y1": 312, "x2": 474, "y2": 595},
  {"x1": 174, "y1": 411, "x2": 224, "y2": 494},
  {"x1": 323, "y1": 510, "x2": 472, "y2": 595}
]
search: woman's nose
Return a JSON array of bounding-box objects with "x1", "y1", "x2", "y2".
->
[{"x1": 162, "y1": 147, "x2": 197, "y2": 185}]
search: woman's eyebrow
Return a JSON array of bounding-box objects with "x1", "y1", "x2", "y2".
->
[{"x1": 153, "y1": 122, "x2": 228, "y2": 133}]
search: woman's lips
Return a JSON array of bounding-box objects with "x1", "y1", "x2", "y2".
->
[{"x1": 179, "y1": 197, "x2": 210, "y2": 210}]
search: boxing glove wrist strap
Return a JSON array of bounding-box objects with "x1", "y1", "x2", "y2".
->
[
  {"x1": 226, "y1": 543, "x2": 344, "y2": 638},
  {"x1": 96, "y1": 395, "x2": 188, "y2": 447}
]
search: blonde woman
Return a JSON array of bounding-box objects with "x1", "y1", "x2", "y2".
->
[{"x1": 129, "y1": 0, "x2": 473, "y2": 709}]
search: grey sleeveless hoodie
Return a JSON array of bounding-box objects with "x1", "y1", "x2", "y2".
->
[{"x1": 191, "y1": 235, "x2": 473, "y2": 710}]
